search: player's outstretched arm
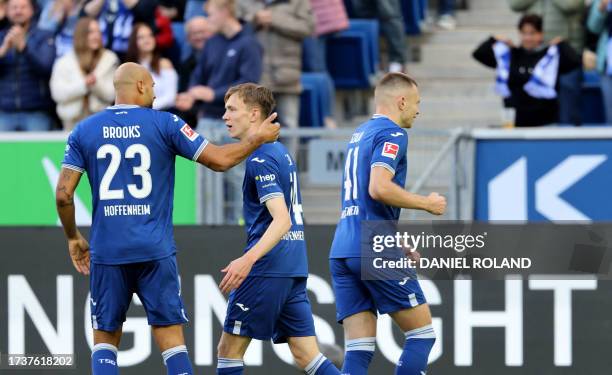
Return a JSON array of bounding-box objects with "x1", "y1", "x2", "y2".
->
[
  {"x1": 218, "y1": 197, "x2": 291, "y2": 293},
  {"x1": 369, "y1": 166, "x2": 447, "y2": 215},
  {"x1": 56, "y1": 167, "x2": 90, "y2": 275},
  {"x1": 196, "y1": 113, "x2": 280, "y2": 172}
]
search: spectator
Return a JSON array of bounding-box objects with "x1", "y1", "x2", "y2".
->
[
  {"x1": 174, "y1": 15, "x2": 213, "y2": 126},
  {"x1": 508, "y1": 0, "x2": 586, "y2": 125},
  {"x1": 473, "y1": 14, "x2": 581, "y2": 127},
  {"x1": 126, "y1": 22, "x2": 178, "y2": 110},
  {"x1": 38, "y1": 0, "x2": 86, "y2": 57},
  {"x1": 236, "y1": 0, "x2": 314, "y2": 133},
  {"x1": 351, "y1": 0, "x2": 407, "y2": 72},
  {"x1": 176, "y1": 0, "x2": 262, "y2": 131},
  {"x1": 50, "y1": 17, "x2": 118, "y2": 130},
  {"x1": 0, "y1": 0, "x2": 56, "y2": 131},
  {"x1": 178, "y1": 15, "x2": 213, "y2": 90},
  {"x1": 587, "y1": 0, "x2": 612, "y2": 124},
  {"x1": 437, "y1": 0, "x2": 456, "y2": 30},
  {"x1": 83, "y1": 0, "x2": 157, "y2": 59}
]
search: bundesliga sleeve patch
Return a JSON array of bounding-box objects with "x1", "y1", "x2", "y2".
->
[
  {"x1": 382, "y1": 142, "x2": 399, "y2": 159},
  {"x1": 181, "y1": 124, "x2": 199, "y2": 141}
]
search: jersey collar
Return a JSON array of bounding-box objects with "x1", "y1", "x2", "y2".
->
[{"x1": 107, "y1": 104, "x2": 140, "y2": 110}]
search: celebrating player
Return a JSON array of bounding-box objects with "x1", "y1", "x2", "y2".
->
[
  {"x1": 329, "y1": 73, "x2": 447, "y2": 375},
  {"x1": 215, "y1": 83, "x2": 340, "y2": 375},
  {"x1": 55, "y1": 63, "x2": 279, "y2": 375}
]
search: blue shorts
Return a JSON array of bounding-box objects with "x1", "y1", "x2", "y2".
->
[
  {"x1": 223, "y1": 277, "x2": 315, "y2": 344},
  {"x1": 89, "y1": 255, "x2": 188, "y2": 331},
  {"x1": 330, "y1": 257, "x2": 427, "y2": 323}
]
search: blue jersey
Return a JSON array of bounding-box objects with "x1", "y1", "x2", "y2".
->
[
  {"x1": 242, "y1": 142, "x2": 308, "y2": 277},
  {"x1": 329, "y1": 115, "x2": 408, "y2": 258},
  {"x1": 62, "y1": 104, "x2": 207, "y2": 265}
]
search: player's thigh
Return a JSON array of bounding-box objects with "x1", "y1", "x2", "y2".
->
[
  {"x1": 287, "y1": 336, "x2": 321, "y2": 369},
  {"x1": 273, "y1": 278, "x2": 316, "y2": 345},
  {"x1": 90, "y1": 262, "x2": 133, "y2": 333},
  {"x1": 217, "y1": 332, "x2": 252, "y2": 359},
  {"x1": 343, "y1": 310, "x2": 378, "y2": 340},
  {"x1": 389, "y1": 304, "x2": 432, "y2": 332},
  {"x1": 329, "y1": 258, "x2": 376, "y2": 325},
  {"x1": 224, "y1": 277, "x2": 291, "y2": 341},
  {"x1": 152, "y1": 324, "x2": 186, "y2": 352},
  {"x1": 135, "y1": 256, "x2": 188, "y2": 327},
  {"x1": 354, "y1": 259, "x2": 427, "y2": 318}
]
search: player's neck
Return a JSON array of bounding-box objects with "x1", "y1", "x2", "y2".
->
[
  {"x1": 373, "y1": 110, "x2": 401, "y2": 127},
  {"x1": 114, "y1": 97, "x2": 141, "y2": 107}
]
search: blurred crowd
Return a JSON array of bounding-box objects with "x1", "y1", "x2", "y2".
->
[
  {"x1": 1, "y1": 0, "x2": 609, "y2": 132},
  {"x1": 0, "y1": 0, "x2": 459, "y2": 132}
]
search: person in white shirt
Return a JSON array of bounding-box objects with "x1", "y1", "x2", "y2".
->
[
  {"x1": 126, "y1": 22, "x2": 178, "y2": 110},
  {"x1": 50, "y1": 16, "x2": 118, "y2": 130}
]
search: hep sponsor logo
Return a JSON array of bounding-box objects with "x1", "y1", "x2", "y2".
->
[
  {"x1": 255, "y1": 174, "x2": 276, "y2": 182},
  {"x1": 382, "y1": 142, "x2": 399, "y2": 159},
  {"x1": 180, "y1": 124, "x2": 198, "y2": 141}
]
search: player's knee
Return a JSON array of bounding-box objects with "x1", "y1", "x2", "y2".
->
[
  {"x1": 288, "y1": 341, "x2": 318, "y2": 369},
  {"x1": 217, "y1": 337, "x2": 241, "y2": 359}
]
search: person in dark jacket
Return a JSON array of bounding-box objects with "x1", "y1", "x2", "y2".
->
[
  {"x1": 176, "y1": 0, "x2": 263, "y2": 130},
  {"x1": 473, "y1": 14, "x2": 580, "y2": 127},
  {"x1": 0, "y1": 0, "x2": 56, "y2": 131}
]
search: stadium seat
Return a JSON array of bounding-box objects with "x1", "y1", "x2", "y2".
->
[
  {"x1": 326, "y1": 20, "x2": 379, "y2": 89},
  {"x1": 348, "y1": 19, "x2": 380, "y2": 74},
  {"x1": 300, "y1": 73, "x2": 328, "y2": 127},
  {"x1": 326, "y1": 31, "x2": 371, "y2": 88},
  {"x1": 581, "y1": 71, "x2": 606, "y2": 124}
]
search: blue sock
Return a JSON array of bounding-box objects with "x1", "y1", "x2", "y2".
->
[
  {"x1": 217, "y1": 357, "x2": 244, "y2": 374},
  {"x1": 394, "y1": 324, "x2": 436, "y2": 375},
  {"x1": 162, "y1": 345, "x2": 193, "y2": 375},
  {"x1": 91, "y1": 343, "x2": 118, "y2": 375},
  {"x1": 305, "y1": 353, "x2": 341, "y2": 375},
  {"x1": 341, "y1": 337, "x2": 375, "y2": 375}
]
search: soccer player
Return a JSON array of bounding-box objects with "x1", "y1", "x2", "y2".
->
[
  {"x1": 329, "y1": 72, "x2": 447, "y2": 375},
  {"x1": 55, "y1": 63, "x2": 279, "y2": 375},
  {"x1": 214, "y1": 83, "x2": 340, "y2": 375}
]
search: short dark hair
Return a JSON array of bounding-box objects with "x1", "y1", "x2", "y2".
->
[
  {"x1": 518, "y1": 14, "x2": 542, "y2": 32},
  {"x1": 377, "y1": 72, "x2": 418, "y2": 91},
  {"x1": 224, "y1": 83, "x2": 276, "y2": 119}
]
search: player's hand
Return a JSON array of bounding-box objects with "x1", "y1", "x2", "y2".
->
[
  {"x1": 248, "y1": 112, "x2": 280, "y2": 145},
  {"x1": 219, "y1": 255, "x2": 256, "y2": 294},
  {"x1": 426, "y1": 192, "x2": 446, "y2": 215},
  {"x1": 68, "y1": 232, "x2": 90, "y2": 275},
  {"x1": 600, "y1": 0, "x2": 610, "y2": 12},
  {"x1": 403, "y1": 244, "x2": 421, "y2": 263}
]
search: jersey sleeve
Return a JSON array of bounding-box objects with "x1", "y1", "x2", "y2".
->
[
  {"x1": 370, "y1": 130, "x2": 408, "y2": 176},
  {"x1": 163, "y1": 112, "x2": 208, "y2": 161},
  {"x1": 61, "y1": 126, "x2": 85, "y2": 173},
  {"x1": 247, "y1": 155, "x2": 284, "y2": 204}
]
